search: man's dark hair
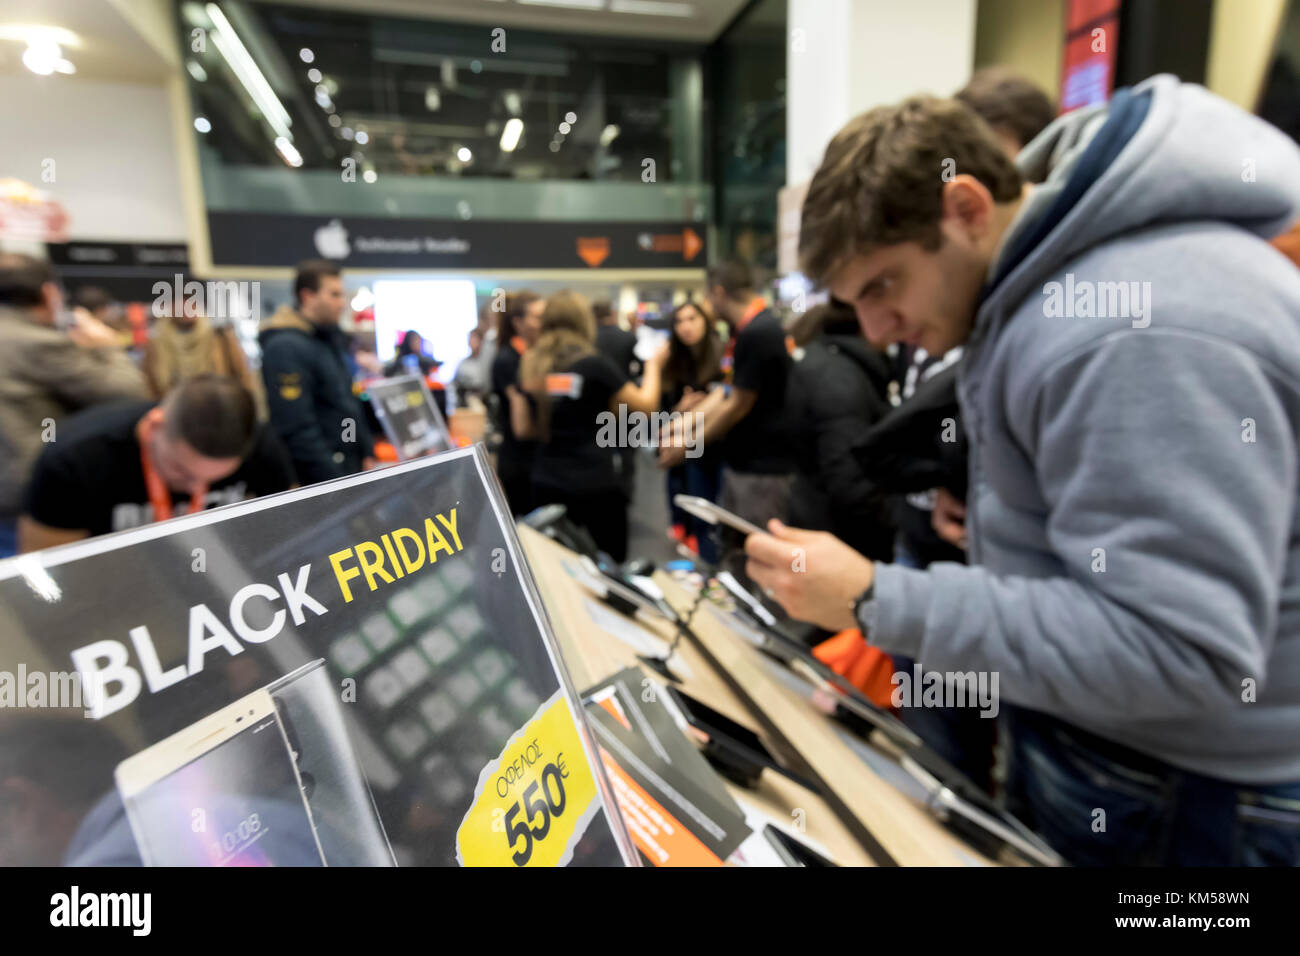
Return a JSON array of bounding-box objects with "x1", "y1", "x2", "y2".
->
[
  {"x1": 591, "y1": 301, "x2": 615, "y2": 325},
  {"x1": 956, "y1": 68, "x2": 1057, "y2": 151},
  {"x1": 163, "y1": 374, "x2": 258, "y2": 459},
  {"x1": 707, "y1": 259, "x2": 757, "y2": 302},
  {"x1": 72, "y1": 285, "x2": 114, "y2": 314},
  {"x1": 294, "y1": 259, "x2": 342, "y2": 306},
  {"x1": 800, "y1": 96, "x2": 1023, "y2": 286},
  {"x1": 0, "y1": 253, "x2": 55, "y2": 308}
]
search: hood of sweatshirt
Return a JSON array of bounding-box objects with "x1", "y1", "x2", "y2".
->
[{"x1": 976, "y1": 74, "x2": 1300, "y2": 345}]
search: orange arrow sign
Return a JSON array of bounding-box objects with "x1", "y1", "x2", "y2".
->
[{"x1": 576, "y1": 236, "x2": 610, "y2": 267}]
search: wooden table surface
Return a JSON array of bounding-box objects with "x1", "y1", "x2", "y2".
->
[{"x1": 519, "y1": 525, "x2": 878, "y2": 867}]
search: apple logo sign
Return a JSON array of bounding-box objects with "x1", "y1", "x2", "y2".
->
[{"x1": 314, "y1": 218, "x2": 350, "y2": 259}]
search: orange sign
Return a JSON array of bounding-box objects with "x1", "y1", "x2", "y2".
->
[{"x1": 577, "y1": 237, "x2": 610, "y2": 268}]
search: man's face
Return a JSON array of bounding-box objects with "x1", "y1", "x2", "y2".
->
[
  {"x1": 151, "y1": 426, "x2": 242, "y2": 495},
  {"x1": 520, "y1": 298, "x2": 544, "y2": 345},
  {"x1": 828, "y1": 227, "x2": 988, "y2": 356},
  {"x1": 302, "y1": 275, "x2": 345, "y2": 325},
  {"x1": 706, "y1": 285, "x2": 730, "y2": 326}
]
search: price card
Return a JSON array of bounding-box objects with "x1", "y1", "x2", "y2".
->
[{"x1": 456, "y1": 690, "x2": 600, "y2": 866}]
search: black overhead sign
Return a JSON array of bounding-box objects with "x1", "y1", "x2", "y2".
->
[{"x1": 207, "y1": 211, "x2": 706, "y2": 270}]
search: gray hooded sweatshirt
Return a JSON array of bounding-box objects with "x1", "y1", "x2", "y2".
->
[{"x1": 869, "y1": 75, "x2": 1300, "y2": 784}]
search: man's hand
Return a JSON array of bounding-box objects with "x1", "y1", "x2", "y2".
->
[
  {"x1": 932, "y1": 487, "x2": 968, "y2": 550},
  {"x1": 744, "y1": 520, "x2": 874, "y2": 632},
  {"x1": 657, "y1": 434, "x2": 687, "y2": 469},
  {"x1": 67, "y1": 308, "x2": 120, "y2": 349}
]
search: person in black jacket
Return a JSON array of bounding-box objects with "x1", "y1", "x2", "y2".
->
[
  {"x1": 491, "y1": 291, "x2": 544, "y2": 516},
  {"x1": 785, "y1": 301, "x2": 895, "y2": 562},
  {"x1": 260, "y1": 260, "x2": 375, "y2": 486}
]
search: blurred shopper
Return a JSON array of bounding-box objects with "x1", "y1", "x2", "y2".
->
[
  {"x1": 956, "y1": 67, "x2": 1057, "y2": 160},
  {"x1": 659, "y1": 260, "x2": 797, "y2": 532},
  {"x1": 661, "y1": 299, "x2": 725, "y2": 560},
  {"x1": 260, "y1": 260, "x2": 375, "y2": 485},
  {"x1": 593, "y1": 300, "x2": 640, "y2": 378},
  {"x1": 385, "y1": 329, "x2": 441, "y2": 378},
  {"x1": 509, "y1": 291, "x2": 665, "y2": 561},
  {"x1": 72, "y1": 286, "x2": 127, "y2": 342},
  {"x1": 592, "y1": 301, "x2": 639, "y2": 501},
  {"x1": 746, "y1": 81, "x2": 1300, "y2": 865},
  {"x1": 20, "y1": 375, "x2": 293, "y2": 551},
  {"x1": 491, "y1": 291, "x2": 543, "y2": 515},
  {"x1": 0, "y1": 254, "x2": 147, "y2": 557},
  {"x1": 142, "y1": 309, "x2": 259, "y2": 401},
  {"x1": 452, "y1": 327, "x2": 492, "y2": 405},
  {"x1": 784, "y1": 300, "x2": 894, "y2": 562}
]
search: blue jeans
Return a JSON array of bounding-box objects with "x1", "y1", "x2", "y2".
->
[
  {"x1": 0, "y1": 517, "x2": 15, "y2": 559},
  {"x1": 1005, "y1": 706, "x2": 1300, "y2": 866},
  {"x1": 666, "y1": 457, "x2": 722, "y2": 564}
]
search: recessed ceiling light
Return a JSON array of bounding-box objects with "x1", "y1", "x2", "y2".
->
[
  {"x1": 194, "y1": 116, "x2": 211, "y2": 133},
  {"x1": 500, "y1": 117, "x2": 523, "y2": 152},
  {"x1": 307, "y1": 68, "x2": 321, "y2": 83},
  {"x1": 362, "y1": 169, "x2": 378, "y2": 184},
  {"x1": 558, "y1": 122, "x2": 571, "y2": 135},
  {"x1": 328, "y1": 114, "x2": 342, "y2": 128},
  {"x1": 299, "y1": 48, "x2": 314, "y2": 63},
  {"x1": 565, "y1": 111, "x2": 577, "y2": 124},
  {"x1": 355, "y1": 130, "x2": 369, "y2": 145},
  {"x1": 187, "y1": 60, "x2": 207, "y2": 82},
  {"x1": 610, "y1": 0, "x2": 693, "y2": 15},
  {"x1": 457, "y1": 146, "x2": 472, "y2": 162}
]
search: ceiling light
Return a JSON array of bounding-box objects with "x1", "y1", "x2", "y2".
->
[
  {"x1": 565, "y1": 111, "x2": 577, "y2": 124},
  {"x1": 425, "y1": 86, "x2": 441, "y2": 111},
  {"x1": 470, "y1": 60, "x2": 482, "y2": 74},
  {"x1": 328, "y1": 114, "x2": 342, "y2": 128},
  {"x1": 355, "y1": 130, "x2": 369, "y2": 145},
  {"x1": 504, "y1": 91, "x2": 522, "y2": 116},
  {"x1": 194, "y1": 116, "x2": 211, "y2": 133},
  {"x1": 21, "y1": 39, "x2": 60, "y2": 76},
  {"x1": 187, "y1": 60, "x2": 207, "y2": 82},
  {"x1": 457, "y1": 146, "x2": 472, "y2": 163},
  {"x1": 548, "y1": 142, "x2": 561, "y2": 153},
  {"x1": 340, "y1": 127, "x2": 354, "y2": 141},
  {"x1": 307, "y1": 68, "x2": 321, "y2": 83},
  {"x1": 206, "y1": 3, "x2": 293, "y2": 142},
  {"x1": 519, "y1": 0, "x2": 606, "y2": 8},
  {"x1": 610, "y1": 0, "x2": 694, "y2": 15},
  {"x1": 500, "y1": 117, "x2": 523, "y2": 152},
  {"x1": 558, "y1": 122, "x2": 571, "y2": 135},
  {"x1": 351, "y1": 287, "x2": 373, "y2": 311},
  {"x1": 299, "y1": 48, "x2": 314, "y2": 63},
  {"x1": 315, "y1": 86, "x2": 332, "y2": 110},
  {"x1": 362, "y1": 169, "x2": 378, "y2": 184},
  {"x1": 53, "y1": 57, "x2": 75, "y2": 75},
  {"x1": 600, "y1": 123, "x2": 620, "y2": 147},
  {"x1": 275, "y1": 137, "x2": 303, "y2": 167}
]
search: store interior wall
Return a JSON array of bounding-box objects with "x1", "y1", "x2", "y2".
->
[
  {"x1": 1209, "y1": 0, "x2": 1288, "y2": 109},
  {"x1": 973, "y1": 0, "x2": 1065, "y2": 100}
]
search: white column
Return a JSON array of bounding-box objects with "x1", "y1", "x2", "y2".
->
[{"x1": 787, "y1": 0, "x2": 978, "y2": 188}]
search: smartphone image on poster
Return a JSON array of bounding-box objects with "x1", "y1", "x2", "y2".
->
[{"x1": 115, "y1": 688, "x2": 327, "y2": 866}]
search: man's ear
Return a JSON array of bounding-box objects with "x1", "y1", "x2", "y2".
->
[{"x1": 941, "y1": 174, "x2": 994, "y2": 237}]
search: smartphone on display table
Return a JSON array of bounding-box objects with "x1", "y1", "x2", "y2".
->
[
  {"x1": 115, "y1": 689, "x2": 326, "y2": 866},
  {"x1": 673, "y1": 495, "x2": 765, "y2": 538}
]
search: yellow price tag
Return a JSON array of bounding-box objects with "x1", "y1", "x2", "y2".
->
[{"x1": 456, "y1": 690, "x2": 599, "y2": 866}]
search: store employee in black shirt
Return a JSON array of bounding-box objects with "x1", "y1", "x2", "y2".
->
[
  {"x1": 508, "y1": 291, "x2": 665, "y2": 560},
  {"x1": 491, "y1": 291, "x2": 544, "y2": 516},
  {"x1": 659, "y1": 259, "x2": 797, "y2": 529},
  {"x1": 19, "y1": 375, "x2": 295, "y2": 551}
]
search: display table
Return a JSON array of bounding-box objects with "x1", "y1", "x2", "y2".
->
[{"x1": 518, "y1": 525, "x2": 996, "y2": 867}]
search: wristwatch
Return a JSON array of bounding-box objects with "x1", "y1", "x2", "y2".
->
[{"x1": 852, "y1": 578, "x2": 877, "y2": 638}]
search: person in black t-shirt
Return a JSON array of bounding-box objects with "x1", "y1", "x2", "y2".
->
[
  {"x1": 490, "y1": 291, "x2": 544, "y2": 516},
  {"x1": 658, "y1": 260, "x2": 797, "y2": 531},
  {"x1": 592, "y1": 301, "x2": 640, "y2": 501},
  {"x1": 19, "y1": 375, "x2": 295, "y2": 551},
  {"x1": 507, "y1": 291, "x2": 666, "y2": 561}
]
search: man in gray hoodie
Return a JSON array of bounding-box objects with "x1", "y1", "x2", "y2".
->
[{"x1": 745, "y1": 76, "x2": 1300, "y2": 865}]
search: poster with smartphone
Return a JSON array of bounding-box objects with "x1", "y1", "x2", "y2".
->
[
  {"x1": 0, "y1": 445, "x2": 635, "y2": 867},
  {"x1": 367, "y1": 373, "x2": 454, "y2": 461}
]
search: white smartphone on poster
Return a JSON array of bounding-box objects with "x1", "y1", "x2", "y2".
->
[{"x1": 115, "y1": 688, "x2": 327, "y2": 866}]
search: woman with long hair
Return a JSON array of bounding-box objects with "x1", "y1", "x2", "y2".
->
[
  {"x1": 508, "y1": 290, "x2": 665, "y2": 561},
  {"x1": 660, "y1": 299, "x2": 725, "y2": 560}
]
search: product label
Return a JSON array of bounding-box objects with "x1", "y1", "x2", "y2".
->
[{"x1": 456, "y1": 690, "x2": 599, "y2": 866}]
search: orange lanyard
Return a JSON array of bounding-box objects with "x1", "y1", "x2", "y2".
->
[
  {"x1": 736, "y1": 297, "x2": 767, "y2": 333},
  {"x1": 136, "y1": 417, "x2": 206, "y2": 522}
]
